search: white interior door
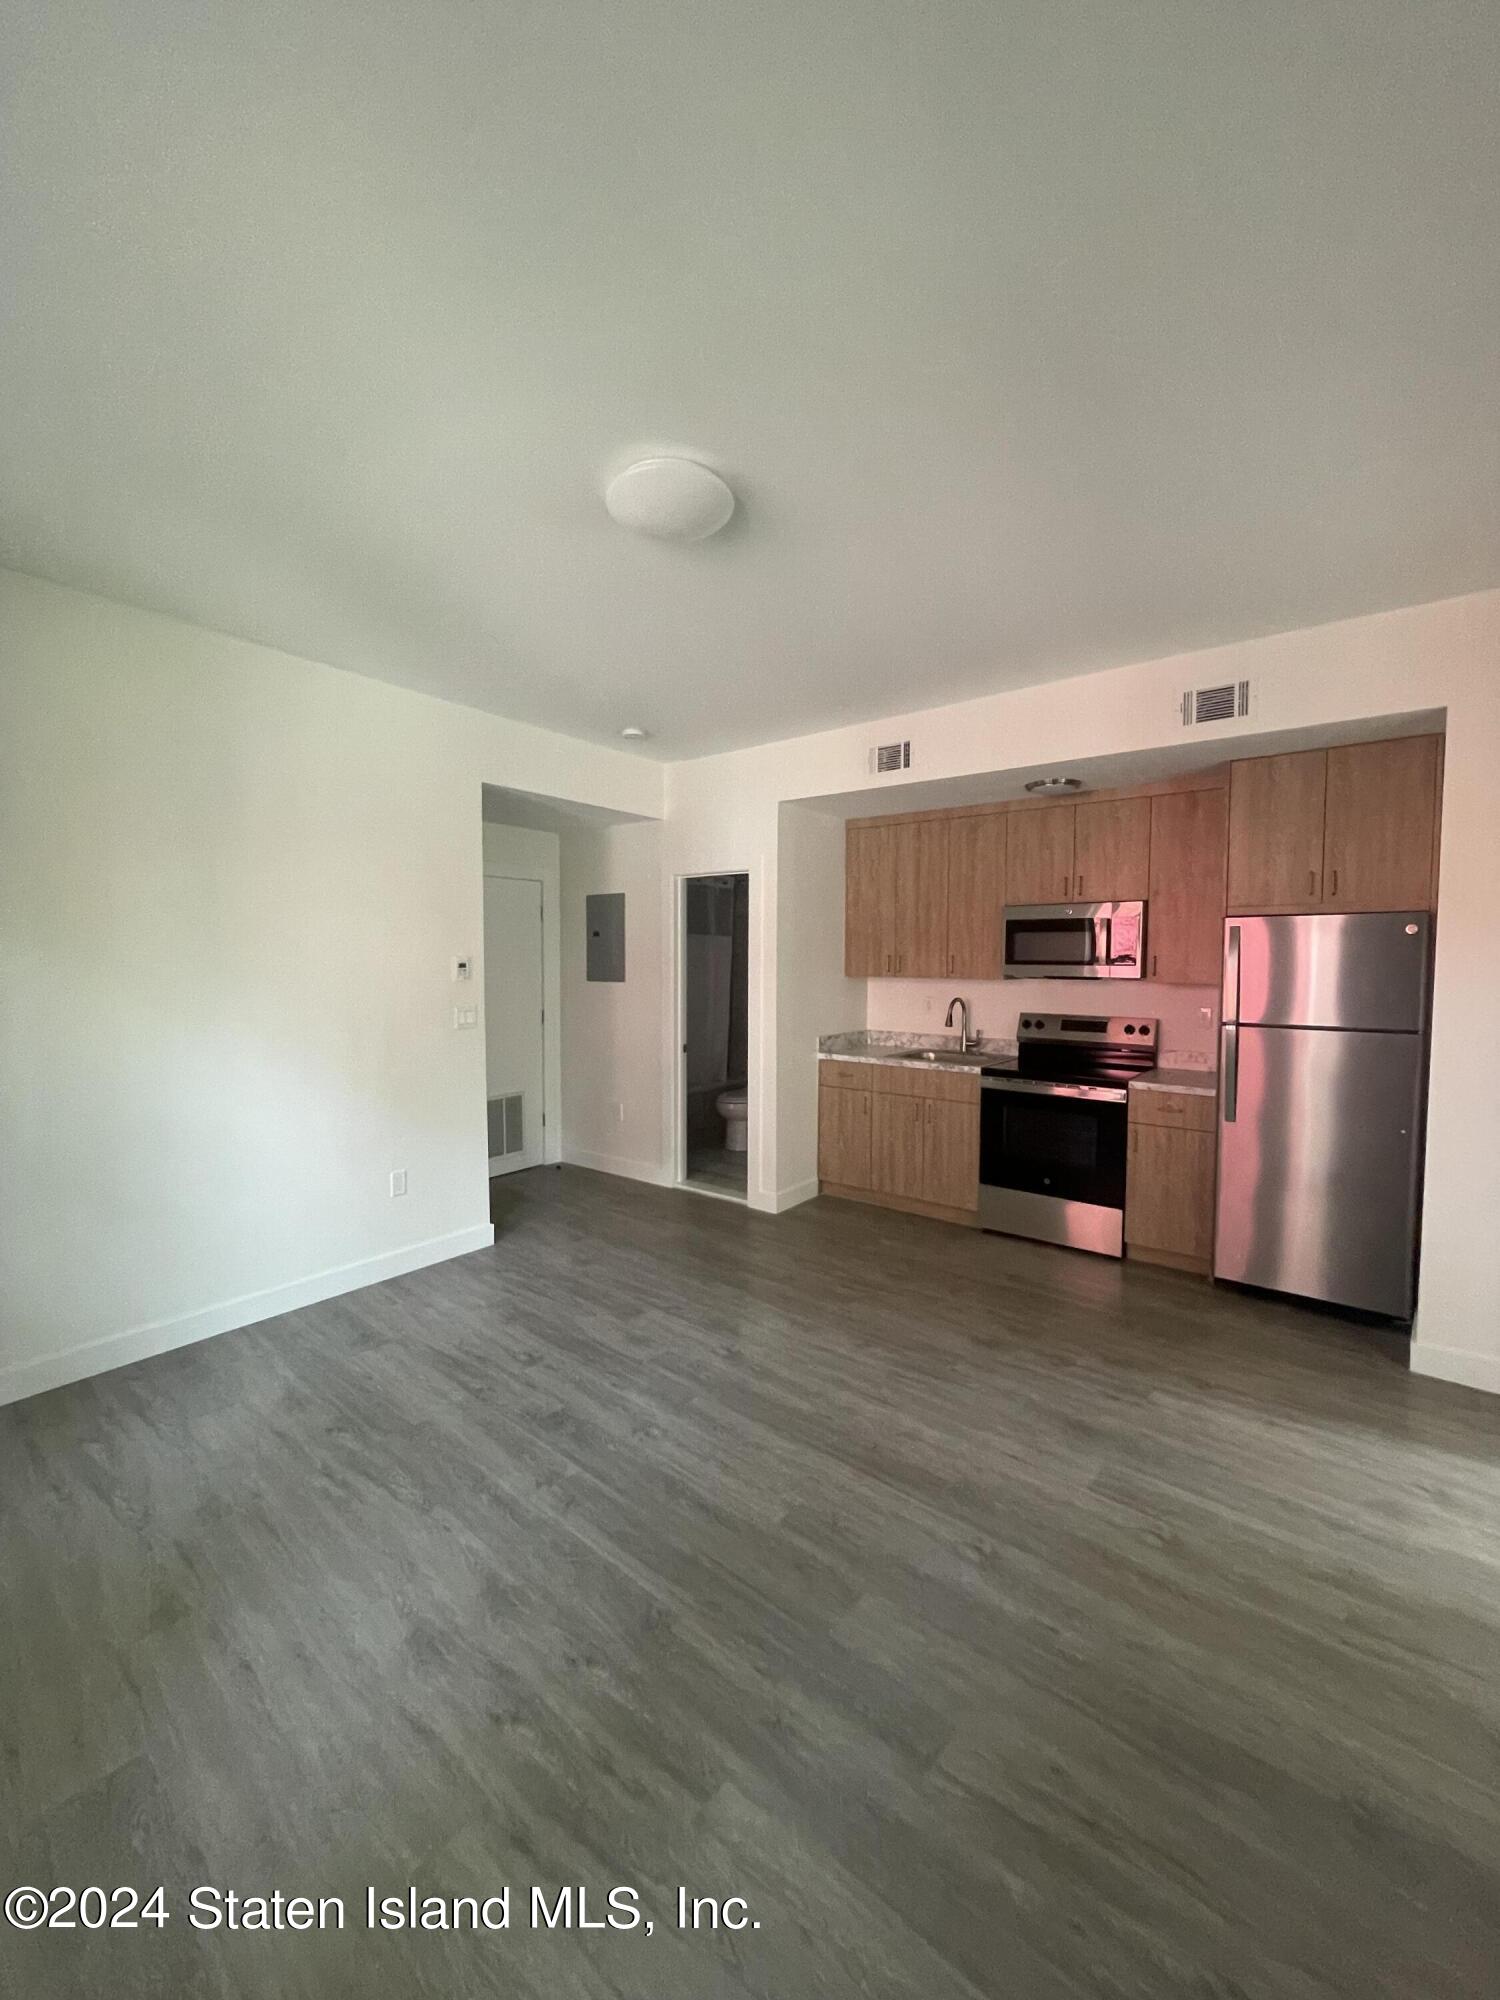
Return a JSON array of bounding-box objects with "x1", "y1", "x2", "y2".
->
[{"x1": 484, "y1": 875, "x2": 545, "y2": 1176}]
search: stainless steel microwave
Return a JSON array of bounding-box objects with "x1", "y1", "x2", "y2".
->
[{"x1": 1002, "y1": 901, "x2": 1146, "y2": 980}]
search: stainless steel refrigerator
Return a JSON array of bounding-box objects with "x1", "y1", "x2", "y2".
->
[{"x1": 1215, "y1": 912, "x2": 1432, "y2": 1318}]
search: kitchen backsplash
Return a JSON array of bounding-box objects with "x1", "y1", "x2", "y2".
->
[{"x1": 864, "y1": 978, "x2": 1220, "y2": 1069}]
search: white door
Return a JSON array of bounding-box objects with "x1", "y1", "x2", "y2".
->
[{"x1": 484, "y1": 875, "x2": 545, "y2": 1176}]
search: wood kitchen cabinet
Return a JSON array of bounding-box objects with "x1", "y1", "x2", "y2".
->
[
  {"x1": 820, "y1": 1062, "x2": 979, "y2": 1217},
  {"x1": 817, "y1": 1081, "x2": 872, "y2": 1188},
  {"x1": 872, "y1": 1092, "x2": 926, "y2": 1201},
  {"x1": 945, "y1": 814, "x2": 1007, "y2": 979},
  {"x1": 846, "y1": 731, "x2": 1441, "y2": 982},
  {"x1": 1147, "y1": 786, "x2": 1228, "y2": 984},
  {"x1": 846, "y1": 818, "x2": 949, "y2": 975},
  {"x1": 845, "y1": 822, "x2": 896, "y2": 975},
  {"x1": 1126, "y1": 1088, "x2": 1216, "y2": 1273},
  {"x1": 1005, "y1": 804, "x2": 1075, "y2": 905},
  {"x1": 921, "y1": 1096, "x2": 981, "y2": 1211},
  {"x1": 893, "y1": 818, "x2": 949, "y2": 976},
  {"x1": 1006, "y1": 797, "x2": 1150, "y2": 905},
  {"x1": 1072, "y1": 797, "x2": 1151, "y2": 902},
  {"x1": 1227, "y1": 750, "x2": 1328, "y2": 910},
  {"x1": 1323, "y1": 736, "x2": 1441, "y2": 912},
  {"x1": 1228, "y1": 736, "x2": 1440, "y2": 914}
]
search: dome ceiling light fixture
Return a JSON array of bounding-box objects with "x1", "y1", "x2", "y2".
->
[
  {"x1": 620, "y1": 725, "x2": 649, "y2": 740},
  {"x1": 604, "y1": 457, "x2": 735, "y2": 542},
  {"x1": 1023, "y1": 775, "x2": 1085, "y2": 796}
]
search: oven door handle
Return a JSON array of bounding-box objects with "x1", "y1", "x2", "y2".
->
[{"x1": 981, "y1": 1078, "x2": 1128, "y2": 1104}]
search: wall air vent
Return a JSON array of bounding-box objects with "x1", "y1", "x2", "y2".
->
[
  {"x1": 487, "y1": 1093, "x2": 524, "y2": 1157},
  {"x1": 1181, "y1": 680, "x2": 1251, "y2": 726},
  {"x1": 872, "y1": 739, "x2": 912, "y2": 775}
]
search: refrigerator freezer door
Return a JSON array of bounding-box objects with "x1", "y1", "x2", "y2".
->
[
  {"x1": 1226, "y1": 913, "x2": 1431, "y2": 1033},
  {"x1": 1214, "y1": 1024, "x2": 1423, "y2": 1316}
]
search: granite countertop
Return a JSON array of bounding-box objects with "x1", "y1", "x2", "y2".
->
[
  {"x1": 818, "y1": 1029, "x2": 1013, "y2": 1070},
  {"x1": 820, "y1": 1032, "x2": 1217, "y2": 1094},
  {"x1": 1131, "y1": 1067, "x2": 1218, "y2": 1097}
]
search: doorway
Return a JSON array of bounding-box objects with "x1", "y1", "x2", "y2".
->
[
  {"x1": 682, "y1": 873, "x2": 750, "y2": 1199},
  {"x1": 484, "y1": 873, "x2": 545, "y2": 1176}
]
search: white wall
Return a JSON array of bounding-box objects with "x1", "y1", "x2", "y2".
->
[
  {"x1": 558, "y1": 819, "x2": 670, "y2": 1184},
  {"x1": 0, "y1": 569, "x2": 661, "y2": 1406},
  {"x1": 661, "y1": 590, "x2": 1500, "y2": 1395},
  {"x1": 865, "y1": 978, "x2": 1219, "y2": 1068},
  {"x1": 482, "y1": 821, "x2": 562, "y2": 1166}
]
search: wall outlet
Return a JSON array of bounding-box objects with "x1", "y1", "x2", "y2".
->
[
  {"x1": 454, "y1": 1005, "x2": 478, "y2": 1029},
  {"x1": 390, "y1": 1169, "x2": 408, "y2": 1197}
]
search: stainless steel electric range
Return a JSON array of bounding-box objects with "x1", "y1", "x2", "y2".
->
[{"x1": 978, "y1": 1014, "x2": 1158, "y2": 1258}]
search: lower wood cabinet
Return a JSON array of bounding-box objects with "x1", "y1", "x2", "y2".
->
[
  {"x1": 1125, "y1": 1087, "x2": 1216, "y2": 1273},
  {"x1": 817, "y1": 1080, "x2": 872, "y2": 1187},
  {"x1": 819, "y1": 1063, "x2": 978, "y2": 1217},
  {"x1": 922, "y1": 1096, "x2": 981, "y2": 1210}
]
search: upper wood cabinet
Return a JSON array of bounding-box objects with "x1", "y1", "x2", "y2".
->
[
  {"x1": 845, "y1": 822, "x2": 896, "y2": 975},
  {"x1": 1323, "y1": 736, "x2": 1441, "y2": 913},
  {"x1": 1006, "y1": 798, "x2": 1150, "y2": 905},
  {"x1": 945, "y1": 814, "x2": 1007, "y2": 979},
  {"x1": 1072, "y1": 798, "x2": 1151, "y2": 902},
  {"x1": 1006, "y1": 805, "x2": 1075, "y2": 904},
  {"x1": 893, "y1": 819, "x2": 949, "y2": 977},
  {"x1": 846, "y1": 733, "x2": 1440, "y2": 981},
  {"x1": 846, "y1": 820, "x2": 949, "y2": 976},
  {"x1": 1147, "y1": 787, "x2": 1228, "y2": 984},
  {"x1": 1228, "y1": 750, "x2": 1328, "y2": 910},
  {"x1": 1228, "y1": 736, "x2": 1440, "y2": 915}
]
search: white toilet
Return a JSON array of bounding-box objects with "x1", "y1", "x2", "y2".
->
[{"x1": 715, "y1": 1087, "x2": 748, "y2": 1153}]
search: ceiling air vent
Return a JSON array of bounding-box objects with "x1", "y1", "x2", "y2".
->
[
  {"x1": 872, "y1": 739, "x2": 912, "y2": 775},
  {"x1": 1181, "y1": 680, "x2": 1250, "y2": 727}
]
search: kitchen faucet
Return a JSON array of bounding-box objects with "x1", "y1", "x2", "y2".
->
[{"x1": 944, "y1": 996, "x2": 974, "y2": 1053}]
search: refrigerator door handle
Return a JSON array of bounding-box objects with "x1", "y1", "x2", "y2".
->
[
  {"x1": 1222, "y1": 1023, "x2": 1238, "y2": 1123},
  {"x1": 1223, "y1": 923, "x2": 1241, "y2": 1022}
]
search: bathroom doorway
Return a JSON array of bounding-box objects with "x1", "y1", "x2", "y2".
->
[{"x1": 681, "y1": 872, "x2": 749, "y2": 1199}]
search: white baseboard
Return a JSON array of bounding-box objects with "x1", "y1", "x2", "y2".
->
[
  {"x1": 765, "y1": 1178, "x2": 820, "y2": 1214},
  {"x1": 1409, "y1": 1341, "x2": 1500, "y2": 1398},
  {"x1": 0, "y1": 1222, "x2": 497, "y2": 1412},
  {"x1": 561, "y1": 1147, "x2": 673, "y2": 1187}
]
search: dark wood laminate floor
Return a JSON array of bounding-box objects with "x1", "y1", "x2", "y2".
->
[{"x1": 3, "y1": 1167, "x2": 1498, "y2": 1999}]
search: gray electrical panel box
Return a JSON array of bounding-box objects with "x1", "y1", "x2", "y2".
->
[{"x1": 586, "y1": 893, "x2": 626, "y2": 982}]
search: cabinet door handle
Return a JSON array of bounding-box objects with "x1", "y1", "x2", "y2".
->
[
  {"x1": 1151, "y1": 953, "x2": 1157, "y2": 978},
  {"x1": 1330, "y1": 868, "x2": 1338, "y2": 898},
  {"x1": 948, "y1": 952, "x2": 954, "y2": 974},
  {"x1": 1062, "y1": 873, "x2": 1070, "y2": 896},
  {"x1": 1308, "y1": 869, "x2": 1316, "y2": 896},
  {"x1": 885, "y1": 953, "x2": 892, "y2": 973},
  {"x1": 1076, "y1": 875, "x2": 1083, "y2": 898}
]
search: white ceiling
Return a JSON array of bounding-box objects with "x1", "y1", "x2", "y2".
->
[{"x1": 3, "y1": 3, "x2": 1497, "y2": 759}]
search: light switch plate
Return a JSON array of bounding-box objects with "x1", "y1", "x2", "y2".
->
[{"x1": 454, "y1": 1005, "x2": 478, "y2": 1029}]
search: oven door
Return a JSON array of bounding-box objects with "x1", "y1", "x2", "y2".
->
[
  {"x1": 978, "y1": 1079, "x2": 1129, "y2": 1255},
  {"x1": 1002, "y1": 902, "x2": 1144, "y2": 979}
]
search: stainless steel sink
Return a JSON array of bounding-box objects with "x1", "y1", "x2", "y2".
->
[{"x1": 901, "y1": 1046, "x2": 988, "y2": 1066}]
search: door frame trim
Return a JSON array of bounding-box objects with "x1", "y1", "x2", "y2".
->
[{"x1": 673, "y1": 868, "x2": 752, "y2": 1202}]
